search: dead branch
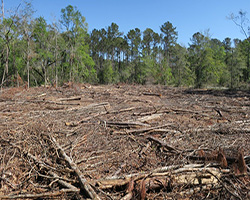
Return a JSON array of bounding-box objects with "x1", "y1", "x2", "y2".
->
[
  {"x1": 140, "y1": 178, "x2": 147, "y2": 200},
  {"x1": 48, "y1": 171, "x2": 79, "y2": 191},
  {"x1": 67, "y1": 107, "x2": 137, "y2": 126},
  {"x1": 170, "y1": 108, "x2": 210, "y2": 117},
  {"x1": 206, "y1": 170, "x2": 242, "y2": 200},
  {"x1": 45, "y1": 105, "x2": 64, "y2": 110},
  {"x1": 95, "y1": 178, "x2": 131, "y2": 190},
  {"x1": 67, "y1": 102, "x2": 110, "y2": 112},
  {"x1": 11, "y1": 143, "x2": 78, "y2": 191},
  {"x1": 50, "y1": 135, "x2": 101, "y2": 200},
  {"x1": 147, "y1": 136, "x2": 179, "y2": 152},
  {"x1": 1, "y1": 84, "x2": 249, "y2": 199},
  {"x1": 0, "y1": 189, "x2": 77, "y2": 199},
  {"x1": 26, "y1": 99, "x2": 80, "y2": 106},
  {"x1": 114, "y1": 124, "x2": 174, "y2": 134},
  {"x1": 133, "y1": 109, "x2": 159, "y2": 116},
  {"x1": 120, "y1": 179, "x2": 134, "y2": 200},
  {"x1": 108, "y1": 107, "x2": 137, "y2": 114},
  {"x1": 95, "y1": 165, "x2": 222, "y2": 190},
  {"x1": 214, "y1": 108, "x2": 223, "y2": 117},
  {"x1": 104, "y1": 121, "x2": 150, "y2": 128},
  {"x1": 142, "y1": 92, "x2": 162, "y2": 97},
  {"x1": 66, "y1": 120, "x2": 151, "y2": 128},
  {"x1": 54, "y1": 102, "x2": 80, "y2": 105}
]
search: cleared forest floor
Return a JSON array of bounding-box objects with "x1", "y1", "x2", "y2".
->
[{"x1": 0, "y1": 84, "x2": 249, "y2": 199}]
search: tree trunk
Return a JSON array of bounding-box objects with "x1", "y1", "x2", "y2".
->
[
  {"x1": 27, "y1": 39, "x2": 30, "y2": 89},
  {"x1": 55, "y1": 31, "x2": 58, "y2": 88},
  {"x1": 5, "y1": 42, "x2": 9, "y2": 75}
]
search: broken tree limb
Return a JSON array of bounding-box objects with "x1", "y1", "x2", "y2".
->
[
  {"x1": 104, "y1": 121, "x2": 150, "y2": 128},
  {"x1": 67, "y1": 102, "x2": 110, "y2": 112},
  {"x1": 114, "y1": 124, "x2": 174, "y2": 134},
  {"x1": 107, "y1": 106, "x2": 137, "y2": 114},
  {"x1": 48, "y1": 171, "x2": 79, "y2": 191},
  {"x1": 142, "y1": 92, "x2": 162, "y2": 97},
  {"x1": 50, "y1": 135, "x2": 101, "y2": 200},
  {"x1": 147, "y1": 136, "x2": 179, "y2": 152},
  {"x1": 120, "y1": 179, "x2": 134, "y2": 200},
  {"x1": 169, "y1": 108, "x2": 210, "y2": 117},
  {"x1": 214, "y1": 108, "x2": 223, "y2": 117}
]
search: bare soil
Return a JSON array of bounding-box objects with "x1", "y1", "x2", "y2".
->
[{"x1": 0, "y1": 84, "x2": 249, "y2": 199}]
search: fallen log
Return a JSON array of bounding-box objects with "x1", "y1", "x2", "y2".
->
[
  {"x1": 58, "y1": 96, "x2": 82, "y2": 101},
  {"x1": 142, "y1": 92, "x2": 162, "y2": 97},
  {"x1": 0, "y1": 189, "x2": 77, "y2": 199},
  {"x1": 95, "y1": 165, "x2": 222, "y2": 191},
  {"x1": 136, "y1": 113, "x2": 163, "y2": 123}
]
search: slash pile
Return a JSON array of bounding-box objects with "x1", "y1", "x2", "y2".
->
[{"x1": 0, "y1": 84, "x2": 249, "y2": 199}]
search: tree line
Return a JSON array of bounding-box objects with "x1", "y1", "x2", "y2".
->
[{"x1": 0, "y1": 3, "x2": 250, "y2": 89}]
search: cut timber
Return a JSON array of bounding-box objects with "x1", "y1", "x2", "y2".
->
[
  {"x1": 96, "y1": 178, "x2": 130, "y2": 190},
  {"x1": 58, "y1": 96, "x2": 82, "y2": 101},
  {"x1": 142, "y1": 92, "x2": 162, "y2": 97},
  {"x1": 37, "y1": 93, "x2": 46, "y2": 98},
  {"x1": 95, "y1": 166, "x2": 221, "y2": 190},
  {"x1": 136, "y1": 113, "x2": 163, "y2": 123},
  {"x1": 50, "y1": 136, "x2": 101, "y2": 200},
  {"x1": 172, "y1": 168, "x2": 221, "y2": 185}
]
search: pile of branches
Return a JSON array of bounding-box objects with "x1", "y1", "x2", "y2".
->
[{"x1": 0, "y1": 84, "x2": 249, "y2": 199}]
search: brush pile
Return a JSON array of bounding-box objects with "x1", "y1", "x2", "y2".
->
[{"x1": 0, "y1": 84, "x2": 249, "y2": 199}]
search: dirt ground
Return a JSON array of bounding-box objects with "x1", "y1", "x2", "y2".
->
[{"x1": 0, "y1": 84, "x2": 249, "y2": 199}]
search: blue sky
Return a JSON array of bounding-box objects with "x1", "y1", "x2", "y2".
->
[{"x1": 4, "y1": 0, "x2": 250, "y2": 46}]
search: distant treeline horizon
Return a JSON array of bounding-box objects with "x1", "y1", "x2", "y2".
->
[{"x1": 0, "y1": 3, "x2": 250, "y2": 89}]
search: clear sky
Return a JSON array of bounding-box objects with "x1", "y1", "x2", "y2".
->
[{"x1": 4, "y1": 0, "x2": 250, "y2": 46}]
